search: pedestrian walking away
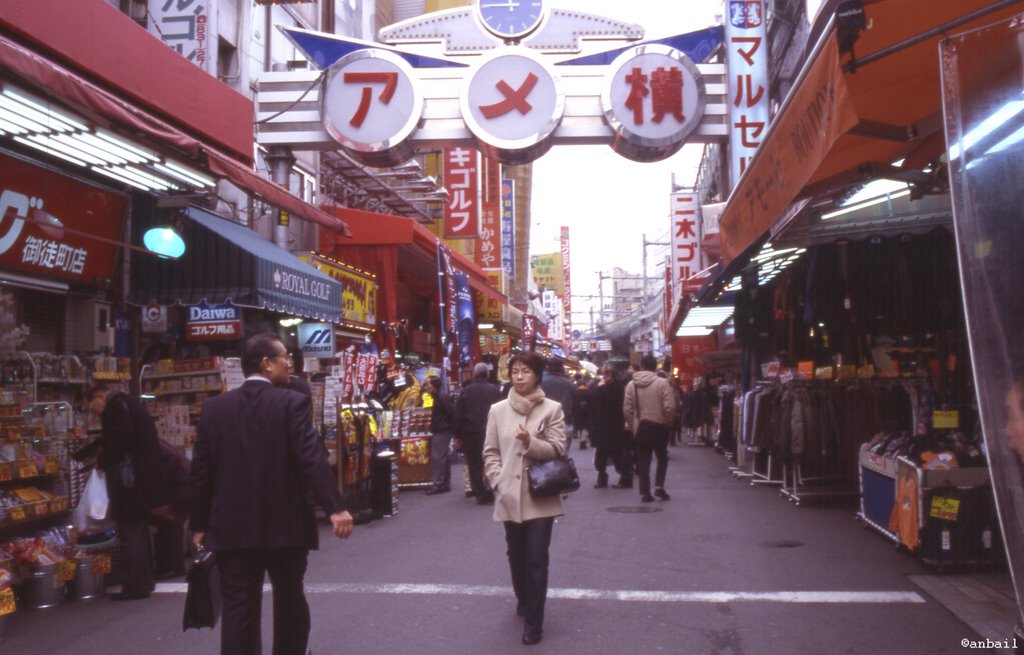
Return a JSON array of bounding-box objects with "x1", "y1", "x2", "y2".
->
[
  {"x1": 74, "y1": 383, "x2": 168, "y2": 600},
  {"x1": 623, "y1": 355, "x2": 677, "y2": 503},
  {"x1": 425, "y1": 375, "x2": 455, "y2": 495},
  {"x1": 189, "y1": 333, "x2": 354, "y2": 655},
  {"x1": 589, "y1": 365, "x2": 632, "y2": 489},
  {"x1": 454, "y1": 362, "x2": 501, "y2": 504},
  {"x1": 483, "y1": 351, "x2": 567, "y2": 646},
  {"x1": 540, "y1": 358, "x2": 576, "y2": 450}
]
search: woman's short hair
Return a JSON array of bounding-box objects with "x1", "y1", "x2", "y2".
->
[
  {"x1": 243, "y1": 333, "x2": 283, "y2": 376},
  {"x1": 507, "y1": 351, "x2": 545, "y2": 380},
  {"x1": 426, "y1": 375, "x2": 442, "y2": 391}
]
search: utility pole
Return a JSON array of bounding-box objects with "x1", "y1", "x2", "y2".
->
[
  {"x1": 598, "y1": 271, "x2": 606, "y2": 329},
  {"x1": 641, "y1": 233, "x2": 670, "y2": 309}
]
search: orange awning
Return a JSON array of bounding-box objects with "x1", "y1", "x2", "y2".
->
[{"x1": 718, "y1": 0, "x2": 1024, "y2": 265}]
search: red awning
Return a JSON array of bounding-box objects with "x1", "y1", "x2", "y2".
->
[
  {"x1": 0, "y1": 34, "x2": 350, "y2": 237},
  {"x1": 322, "y1": 206, "x2": 508, "y2": 306},
  {"x1": 1, "y1": 0, "x2": 252, "y2": 162}
]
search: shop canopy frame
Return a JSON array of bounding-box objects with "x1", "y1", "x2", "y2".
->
[
  {"x1": 130, "y1": 207, "x2": 343, "y2": 323},
  {"x1": 670, "y1": 0, "x2": 1024, "y2": 336},
  {"x1": 717, "y1": 0, "x2": 1024, "y2": 268}
]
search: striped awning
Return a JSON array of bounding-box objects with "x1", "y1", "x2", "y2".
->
[{"x1": 130, "y1": 208, "x2": 342, "y2": 322}]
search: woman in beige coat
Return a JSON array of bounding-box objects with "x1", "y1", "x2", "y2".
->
[{"x1": 483, "y1": 351, "x2": 566, "y2": 646}]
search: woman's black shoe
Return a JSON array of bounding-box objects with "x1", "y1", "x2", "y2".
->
[
  {"x1": 522, "y1": 629, "x2": 543, "y2": 645},
  {"x1": 640, "y1": 494, "x2": 655, "y2": 503},
  {"x1": 654, "y1": 488, "x2": 671, "y2": 500}
]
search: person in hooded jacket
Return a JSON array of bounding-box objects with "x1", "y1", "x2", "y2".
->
[{"x1": 623, "y1": 355, "x2": 678, "y2": 503}]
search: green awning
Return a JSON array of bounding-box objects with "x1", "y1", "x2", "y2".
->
[{"x1": 131, "y1": 208, "x2": 342, "y2": 322}]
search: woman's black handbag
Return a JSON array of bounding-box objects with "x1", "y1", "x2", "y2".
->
[
  {"x1": 527, "y1": 457, "x2": 581, "y2": 497},
  {"x1": 182, "y1": 546, "x2": 221, "y2": 631}
]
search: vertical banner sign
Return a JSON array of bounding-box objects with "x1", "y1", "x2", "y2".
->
[
  {"x1": 724, "y1": 0, "x2": 769, "y2": 187},
  {"x1": 342, "y1": 350, "x2": 357, "y2": 399},
  {"x1": 443, "y1": 147, "x2": 481, "y2": 239},
  {"x1": 501, "y1": 178, "x2": 516, "y2": 277},
  {"x1": 455, "y1": 272, "x2": 474, "y2": 366},
  {"x1": 521, "y1": 314, "x2": 538, "y2": 351},
  {"x1": 671, "y1": 192, "x2": 703, "y2": 297},
  {"x1": 437, "y1": 242, "x2": 458, "y2": 385},
  {"x1": 664, "y1": 262, "x2": 673, "y2": 336},
  {"x1": 148, "y1": 0, "x2": 218, "y2": 75},
  {"x1": 475, "y1": 158, "x2": 502, "y2": 268},
  {"x1": 560, "y1": 226, "x2": 572, "y2": 343}
]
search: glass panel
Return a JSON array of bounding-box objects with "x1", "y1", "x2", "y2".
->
[{"x1": 942, "y1": 14, "x2": 1024, "y2": 631}]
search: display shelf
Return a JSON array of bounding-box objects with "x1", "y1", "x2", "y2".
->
[
  {"x1": 90, "y1": 372, "x2": 131, "y2": 382},
  {"x1": 144, "y1": 388, "x2": 219, "y2": 397},
  {"x1": 141, "y1": 368, "x2": 223, "y2": 380}
]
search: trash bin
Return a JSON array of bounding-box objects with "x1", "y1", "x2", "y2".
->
[
  {"x1": 20, "y1": 563, "x2": 64, "y2": 609},
  {"x1": 68, "y1": 555, "x2": 105, "y2": 601}
]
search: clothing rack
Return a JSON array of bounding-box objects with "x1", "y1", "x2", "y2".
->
[{"x1": 779, "y1": 461, "x2": 858, "y2": 506}]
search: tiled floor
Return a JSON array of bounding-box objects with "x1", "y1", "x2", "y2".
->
[{"x1": 909, "y1": 573, "x2": 1021, "y2": 652}]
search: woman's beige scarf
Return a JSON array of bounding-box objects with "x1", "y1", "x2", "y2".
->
[{"x1": 508, "y1": 387, "x2": 545, "y2": 416}]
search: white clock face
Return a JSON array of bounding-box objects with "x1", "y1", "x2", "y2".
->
[{"x1": 478, "y1": 0, "x2": 544, "y2": 39}]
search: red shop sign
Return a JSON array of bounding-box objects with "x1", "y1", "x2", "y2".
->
[{"x1": 0, "y1": 152, "x2": 126, "y2": 282}]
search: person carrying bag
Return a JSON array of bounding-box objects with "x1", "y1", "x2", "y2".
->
[{"x1": 623, "y1": 355, "x2": 678, "y2": 503}]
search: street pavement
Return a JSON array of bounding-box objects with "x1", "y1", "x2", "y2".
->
[{"x1": 1, "y1": 442, "x2": 1014, "y2": 654}]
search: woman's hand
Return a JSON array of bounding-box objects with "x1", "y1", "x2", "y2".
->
[{"x1": 515, "y1": 423, "x2": 531, "y2": 447}]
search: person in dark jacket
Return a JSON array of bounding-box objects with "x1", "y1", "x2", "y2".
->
[
  {"x1": 152, "y1": 438, "x2": 190, "y2": 579},
  {"x1": 590, "y1": 365, "x2": 633, "y2": 488},
  {"x1": 454, "y1": 363, "x2": 501, "y2": 504},
  {"x1": 425, "y1": 375, "x2": 456, "y2": 495},
  {"x1": 190, "y1": 334, "x2": 353, "y2": 655},
  {"x1": 76, "y1": 384, "x2": 168, "y2": 600},
  {"x1": 540, "y1": 359, "x2": 576, "y2": 448}
]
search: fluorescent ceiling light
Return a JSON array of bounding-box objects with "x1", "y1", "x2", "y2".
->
[
  {"x1": 0, "y1": 87, "x2": 89, "y2": 131},
  {"x1": 91, "y1": 165, "x2": 155, "y2": 191},
  {"x1": 0, "y1": 105, "x2": 48, "y2": 132},
  {"x1": 822, "y1": 189, "x2": 910, "y2": 220},
  {"x1": 55, "y1": 133, "x2": 127, "y2": 165},
  {"x1": 949, "y1": 98, "x2": 1024, "y2": 160},
  {"x1": 95, "y1": 129, "x2": 159, "y2": 162},
  {"x1": 161, "y1": 160, "x2": 215, "y2": 188},
  {"x1": 14, "y1": 135, "x2": 88, "y2": 167},
  {"x1": 676, "y1": 326, "x2": 714, "y2": 337}
]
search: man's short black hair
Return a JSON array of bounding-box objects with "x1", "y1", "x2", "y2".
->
[
  {"x1": 86, "y1": 383, "x2": 111, "y2": 402},
  {"x1": 243, "y1": 333, "x2": 283, "y2": 376},
  {"x1": 546, "y1": 358, "x2": 564, "y2": 374},
  {"x1": 640, "y1": 354, "x2": 658, "y2": 372}
]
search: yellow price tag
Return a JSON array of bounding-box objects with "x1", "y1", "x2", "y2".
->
[
  {"x1": 16, "y1": 460, "x2": 38, "y2": 478},
  {"x1": 92, "y1": 553, "x2": 112, "y2": 575},
  {"x1": 57, "y1": 559, "x2": 77, "y2": 583},
  {"x1": 44, "y1": 456, "x2": 60, "y2": 474},
  {"x1": 0, "y1": 588, "x2": 16, "y2": 616},
  {"x1": 930, "y1": 496, "x2": 961, "y2": 521},
  {"x1": 8, "y1": 507, "x2": 26, "y2": 522},
  {"x1": 933, "y1": 410, "x2": 960, "y2": 430}
]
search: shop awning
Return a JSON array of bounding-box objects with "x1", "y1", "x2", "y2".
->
[
  {"x1": 0, "y1": 33, "x2": 351, "y2": 236},
  {"x1": 130, "y1": 208, "x2": 343, "y2": 322},
  {"x1": 718, "y1": 0, "x2": 1024, "y2": 265},
  {"x1": 322, "y1": 206, "x2": 508, "y2": 306}
]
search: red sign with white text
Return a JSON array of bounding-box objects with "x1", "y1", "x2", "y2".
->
[
  {"x1": 475, "y1": 157, "x2": 502, "y2": 268},
  {"x1": 672, "y1": 335, "x2": 716, "y2": 389},
  {"x1": 443, "y1": 147, "x2": 480, "y2": 239},
  {"x1": 0, "y1": 152, "x2": 126, "y2": 282}
]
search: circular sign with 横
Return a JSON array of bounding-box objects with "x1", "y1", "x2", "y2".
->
[
  {"x1": 460, "y1": 47, "x2": 564, "y2": 164},
  {"x1": 601, "y1": 44, "x2": 706, "y2": 163},
  {"x1": 321, "y1": 49, "x2": 423, "y2": 167}
]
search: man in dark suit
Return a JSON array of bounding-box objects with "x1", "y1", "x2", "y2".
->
[{"x1": 190, "y1": 333, "x2": 353, "y2": 655}]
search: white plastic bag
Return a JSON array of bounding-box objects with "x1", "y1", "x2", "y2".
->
[{"x1": 74, "y1": 468, "x2": 114, "y2": 534}]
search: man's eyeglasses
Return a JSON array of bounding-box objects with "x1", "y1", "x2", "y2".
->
[{"x1": 268, "y1": 352, "x2": 293, "y2": 363}]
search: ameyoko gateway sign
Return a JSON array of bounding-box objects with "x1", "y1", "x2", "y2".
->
[{"x1": 260, "y1": 3, "x2": 726, "y2": 165}]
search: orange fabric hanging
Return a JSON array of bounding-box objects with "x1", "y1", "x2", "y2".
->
[{"x1": 889, "y1": 472, "x2": 920, "y2": 551}]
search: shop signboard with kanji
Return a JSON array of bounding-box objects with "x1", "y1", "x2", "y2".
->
[
  {"x1": 298, "y1": 254, "x2": 378, "y2": 330},
  {"x1": 672, "y1": 335, "x2": 716, "y2": 389},
  {"x1": 0, "y1": 152, "x2": 125, "y2": 283},
  {"x1": 443, "y1": 147, "x2": 481, "y2": 239},
  {"x1": 148, "y1": 0, "x2": 217, "y2": 75},
  {"x1": 185, "y1": 300, "x2": 242, "y2": 341},
  {"x1": 501, "y1": 178, "x2": 516, "y2": 276},
  {"x1": 560, "y1": 226, "x2": 572, "y2": 342},
  {"x1": 475, "y1": 157, "x2": 502, "y2": 268},
  {"x1": 530, "y1": 252, "x2": 563, "y2": 295},
  {"x1": 670, "y1": 192, "x2": 703, "y2": 298},
  {"x1": 724, "y1": 0, "x2": 769, "y2": 185},
  {"x1": 478, "y1": 269, "x2": 509, "y2": 323}
]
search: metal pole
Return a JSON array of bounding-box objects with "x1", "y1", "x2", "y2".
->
[
  {"x1": 265, "y1": 145, "x2": 296, "y2": 249},
  {"x1": 598, "y1": 271, "x2": 605, "y2": 329}
]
